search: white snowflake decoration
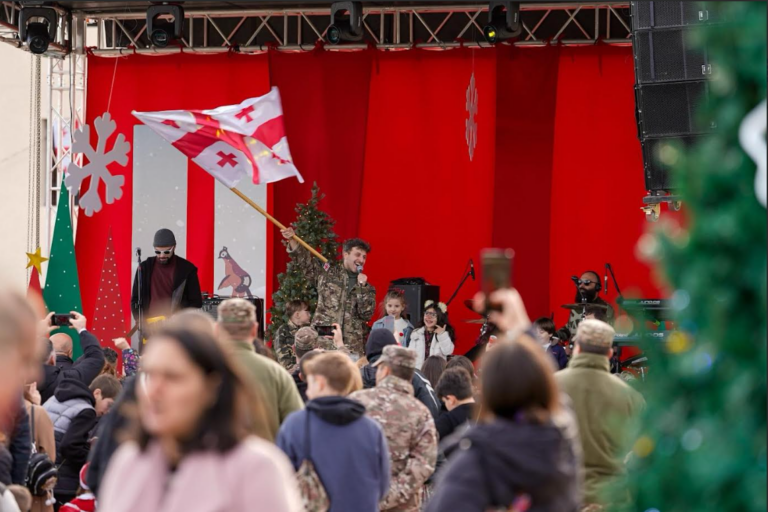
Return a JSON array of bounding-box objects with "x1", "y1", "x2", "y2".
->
[
  {"x1": 65, "y1": 112, "x2": 131, "y2": 216},
  {"x1": 465, "y1": 72, "x2": 479, "y2": 161},
  {"x1": 739, "y1": 100, "x2": 767, "y2": 208}
]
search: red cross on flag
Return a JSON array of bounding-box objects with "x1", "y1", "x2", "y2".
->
[{"x1": 132, "y1": 87, "x2": 304, "y2": 187}]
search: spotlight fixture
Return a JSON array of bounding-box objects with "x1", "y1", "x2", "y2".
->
[
  {"x1": 483, "y1": 1, "x2": 521, "y2": 44},
  {"x1": 327, "y1": 1, "x2": 363, "y2": 45},
  {"x1": 147, "y1": 3, "x2": 184, "y2": 48},
  {"x1": 18, "y1": 7, "x2": 57, "y2": 55}
]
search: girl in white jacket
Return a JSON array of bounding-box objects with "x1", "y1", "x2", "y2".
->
[{"x1": 409, "y1": 301, "x2": 455, "y2": 369}]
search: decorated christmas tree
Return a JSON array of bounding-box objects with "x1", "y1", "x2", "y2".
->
[
  {"x1": 616, "y1": 3, "x2": 767, "y2": 511},
  {"x1": 267, "y1": 183, "x2": 340, "y2": 341}
]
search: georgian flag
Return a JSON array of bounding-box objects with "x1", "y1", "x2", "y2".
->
[{"x1": 132, "y1": 87, "x2": 304, "y2": 187}]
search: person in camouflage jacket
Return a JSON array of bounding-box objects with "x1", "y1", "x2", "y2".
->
[
  {"x1": 274, "y1": 300, "x2": 311, "y2": 370},
  {"x1": 281, "y1": 228, "x2": 376, "y2": 360},
  {"x1": 350, "y1": 345, "x2": 438, "y2": 512}
]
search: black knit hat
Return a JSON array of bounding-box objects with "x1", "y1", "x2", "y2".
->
[
  {"x1": 153, "y1": 228, "x2": 176, "y2": 247},
  {"x1": 365, "y1": 329, "x2": 398, "y2": 360}
]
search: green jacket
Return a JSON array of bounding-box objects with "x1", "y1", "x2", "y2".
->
[
  {"x1": 227, "y1": 339, "x2": 304, "y2": 442},
  {"x1": 554, "y1": 352, "x2": 645, "y2": 505}
]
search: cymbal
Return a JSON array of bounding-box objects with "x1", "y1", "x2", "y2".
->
[
  {"x1": 463, "y1": 319, "x2": 486, "y2": 324},
  {"x1": 464, "y1": 299, "x2": 483, "y2": 316},
  {"x1": 561, "y1": 303, "x2": 609, "y2": 311}
]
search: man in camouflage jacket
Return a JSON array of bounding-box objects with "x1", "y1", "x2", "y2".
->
[
  {"x1": 281, "y1": 228, "x2": 376, "y2": 359},
  {"x1": 350, "y1": 345, "x2": 438, "y2": 512}
]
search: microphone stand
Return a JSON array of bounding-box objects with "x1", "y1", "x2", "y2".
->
[
  {"x1": 446, "y1": 261, "x2": 474, "y2": 306},
  {"x1": 136, "y1": 250, "x2": 145, "y2": 354},
  {"x1": 607, "y1": 263, "x2": 625, "y2": 307}
]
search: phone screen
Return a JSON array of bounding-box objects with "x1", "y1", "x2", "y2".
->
[
  {"x1": 481, "y1": 248, "x2": 514, "y2": 295},
  {"x1": 316, "y1": 325, "x2": 335, "y2": 337},
  {"x1": 481, "y1": 249, "x2": 514, "y2": 312}
]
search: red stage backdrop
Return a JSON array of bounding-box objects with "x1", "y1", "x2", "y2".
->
[{"x1": 78, "y1": 45, "x2": 668, "y2": 355}]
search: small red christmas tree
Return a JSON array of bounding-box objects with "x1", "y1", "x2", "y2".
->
[{"x1": 90, "y1": 230, "x2": 126, "y2": 374}]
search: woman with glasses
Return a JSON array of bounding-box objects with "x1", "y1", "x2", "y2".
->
[{"x1": 409, "y1": 302, "x2": 455, "y2": 369}]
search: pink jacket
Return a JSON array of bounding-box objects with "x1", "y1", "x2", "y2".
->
[{"x1": 98, "y1": 437, "x2": 302, "y2": 512}]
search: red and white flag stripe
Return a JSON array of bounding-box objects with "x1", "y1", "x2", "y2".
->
[{"x1": 132, "y1": 87, "x2": 304, "y2": 187}]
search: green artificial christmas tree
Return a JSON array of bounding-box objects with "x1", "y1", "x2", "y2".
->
[
  {"x1": 43, "y1": 186, "x2": 85, "y2": 358},
  {"x1": 615, "y1": 3, "x2": 767, "y2": 511},
  {"x1": 267, "y1": 183, "x2": 340, "y2": 342}
]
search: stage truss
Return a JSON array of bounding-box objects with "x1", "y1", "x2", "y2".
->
[{"x1": 2, "y1": 2, "x2": 631, "y2": 55}]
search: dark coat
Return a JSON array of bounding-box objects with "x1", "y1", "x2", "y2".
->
[
  {"x1": 8, "y1": 398, "x2": 31, "y2": 485},
  {"x1": 291, "y1": 367, "x2": 309, "y2": 403},
  {"x1": 38, "y1": 330, "x2": 105, "y2": 405},
  {"x1": 549, "y1": 343, "x2": 569, "y2": 370},
  {"x1": 130, "y1": 255, "x2": 203, "y2": 319},
  {"x1": 87, "y1": 376, "x2": 137, "y2": 498},
  {"x1": 435, "y1": 403, "x2": 474, "y2": 440},
  {"x1": 47, "y1": 377, "x2": 98, "y2": 499},
  {"x1": 360, "y1": 359, "x2": 441, "y2": 419},
  {"x1": 427, "y1": 416, "x2": 582, "y2": 512}
]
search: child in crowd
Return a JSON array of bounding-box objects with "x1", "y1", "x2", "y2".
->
[
  {"x1": 44, "y1": 374, "x2": 122, "y2": 506},
  {"x1": 409, "y1": 301, "x2": 455, "y2": 369},
  {"x1": 274, "y1": 300, "x2": 312, "y2": 370},
  {"x1": 534, "y1": 317, "x2": 568, "y2": 370},
  {"x1": 371, "y1": 289, "x2": 414, "y2": 347},
  {"x1": 60, "y1": 465, "x2": 95, "y2": 512},
  {"x1": 101, "y1": 348, "x2": 119, "y2": 378}
]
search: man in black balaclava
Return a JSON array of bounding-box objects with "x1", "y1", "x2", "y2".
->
[{"x1": 130, "y1": 228, "x2": 203, "y2": 321}]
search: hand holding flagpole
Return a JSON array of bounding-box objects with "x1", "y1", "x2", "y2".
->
[
  {"x1": 230, "y1": 188, "x2": 326, "y2": 262},
  {"x1": 133, "y1": 87, "x2": 327, "y2": 264}
]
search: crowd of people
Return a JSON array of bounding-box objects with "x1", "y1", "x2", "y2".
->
[{"x1": 0, "y1": 230, "x2": 647, "y2": 512}]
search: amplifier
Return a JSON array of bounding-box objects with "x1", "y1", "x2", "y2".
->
[{"x1": 202, "y1": 295, "x2": 265, "y2": 340}]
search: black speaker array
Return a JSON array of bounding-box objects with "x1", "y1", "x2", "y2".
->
[{"x1": 631, "y1": 1, "x2": 722, "y2": 192}]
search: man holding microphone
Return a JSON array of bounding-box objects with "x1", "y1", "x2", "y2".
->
[{"x1": 281, "y1": 227, "x2": 376, "y2": 360}]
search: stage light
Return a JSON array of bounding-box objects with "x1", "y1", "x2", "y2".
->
[
  {"x1": 327, "y1": 2, "x2": 363, "y2": 45},
  {"x1": 483, "y1": 1, "x2": 522, "y2": 44},
  {"x1": 147, "y1": 3, "x2": 184, "y2": 48},
  {"x1": 18, "y1": 7, "x2": 57, "y2": 55}
]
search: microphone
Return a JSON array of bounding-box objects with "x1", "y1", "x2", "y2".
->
[
  {"x1": 356, "y1": 264, "x2": 364, "y2": 274},
  {"x1": 136, "y1": 247, "x2": 141, "y2": 257},
  {"x1": 570, "y1": 275, "x2": 580, "y2": 283},
  {"x1": 469, "y1": 259, "x2": 476, "y2": 281},
  {"x1": 604, "y1": 264, "x2": 609, "y2": 294}
]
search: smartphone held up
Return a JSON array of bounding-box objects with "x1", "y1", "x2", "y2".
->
[{"x1": 481, "y1": 248, "x2": 515, "y2": 313}]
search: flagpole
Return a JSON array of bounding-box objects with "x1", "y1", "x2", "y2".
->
[{"x1": 229, "y1": 187, "x2": 328, "y2": 264}]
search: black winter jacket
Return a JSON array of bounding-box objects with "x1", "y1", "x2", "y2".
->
[
  {"x1": 47, "y1": 377, "x2": 98, "y2": 496},
  {"x1": 38, "y1": 330, "x2": 105, "y2": 405},
  {"x1": 426, "y1": 417, "x2": 582, "y2": 512},
  {"x1": 87, "y1": 376, "x2": 137, "y2": 498},
  {"x1": 8, "y1": 398, "x2": 31, "y2": 485},
  {"x1": 130, "y1": 255, "x2": 203, "y2": 319}
]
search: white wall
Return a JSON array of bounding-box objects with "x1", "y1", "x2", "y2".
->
[{"x1": 0, "y1": 43, "x2": 39, "y2": 290}]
